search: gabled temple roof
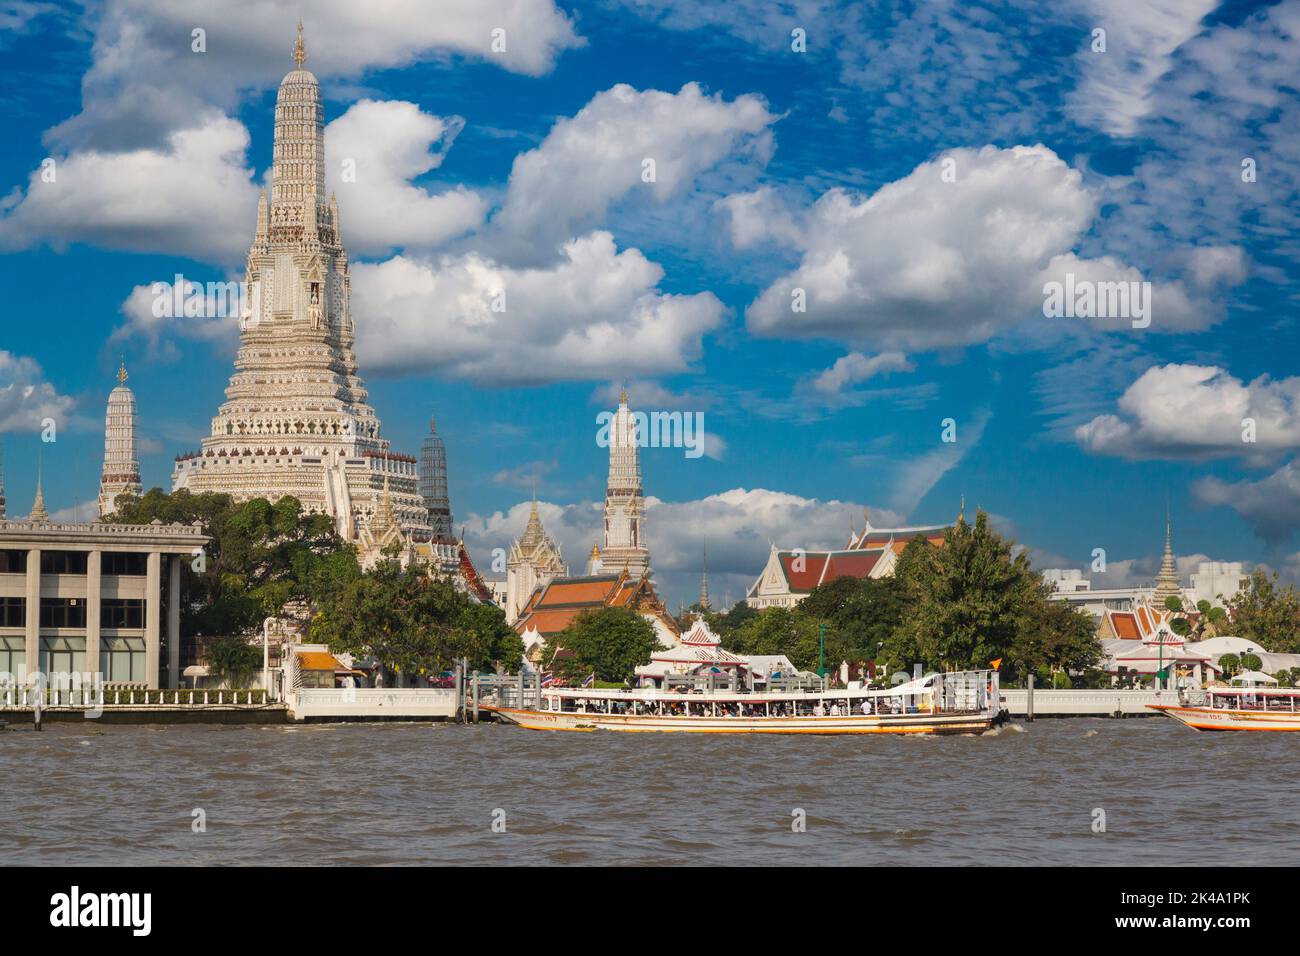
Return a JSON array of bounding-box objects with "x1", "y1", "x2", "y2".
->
[
  {"x1": 770, "y1": 546, "x2": 888, "y2": 594},
  {"x1": 513, "y1": 569, "x2": 677, "y2": 639}
]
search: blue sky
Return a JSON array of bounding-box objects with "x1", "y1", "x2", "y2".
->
[{"x1": 1, "y1": 0, "x2": 1298, "y2": 608}]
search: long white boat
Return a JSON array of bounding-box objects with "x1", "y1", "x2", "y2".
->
[
  {"x1": 1149, "y1": 686, "x2": 1300, "y2": 731},
  {"x1": 487, "y1": 670, "x2": 1002, "y2": 735}
]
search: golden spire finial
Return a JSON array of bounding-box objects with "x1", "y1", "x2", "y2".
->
[
  {"x1": 958, "y1": 494, "x2": 966, "y2": 523},
  {"x1": 619, "y1": 383, "x2": 628, "y2": 406},
  {"x1": 293, "y1": 19, "x2": 306, "y2": 67},
  {"x1": 117, "y1": 361, "x2": 128, "y2": 386}
]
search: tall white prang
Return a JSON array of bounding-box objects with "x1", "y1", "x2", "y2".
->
[
  {"x1": 596, "y1": 388, "x2": 651, "y2": 578},
  {"x1": 99, "y1": 364, "x2": 143, "y2": 518},
  {"x1": 171, "y1": 24, "x2": 429, "y2": 545}
]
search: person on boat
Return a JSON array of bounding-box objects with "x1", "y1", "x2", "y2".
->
[
  {"x1": 813, "y1": 701, "x2": 825, "y2": 717},
  {"x1": 860, "y1": 698, "x2": 872, "y2": 716}
]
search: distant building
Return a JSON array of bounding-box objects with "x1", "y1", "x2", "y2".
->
[
  {"x1": 1187, "y1": 562, "x2": 1248, "y2": 608},
  {"x1": 0, "y1": 505, "x2": 208, "y2": 689},
  {"x1": 1042, "y1": 568, "x2": 1090, "y2": 594},
  {"x1": 505, "y1": 499, "x2": 567, "y2": 624},
  {"x1": 514, "y1": 571, "x2": 679, "y2": 665},
  {"x1": 591, "y1": 389, "x2": 650, "y2": 578},
  {"x1": 1185, "y1": 636, "x2": 1300, "y2": 678},
  {"x1": 746, "y1": 510, "x2": 952, "y2": 609},
  {"x1": 98, "y1": 364, "x2": 143, "y2": 518},
  {"x1": 1045, "y1": 513, "x2": 1247, "y2": 623},
  {"x1": 419, "y1": 416, "x2": 454, "y2": 542},
  {"x1": 634, "y1": 618, "x2": 748, "y2": 686}
]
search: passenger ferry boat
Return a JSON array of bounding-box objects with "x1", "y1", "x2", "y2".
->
[
  {"x1": 487, "y1": 670, "x2": 1002, "y2": 735},
  {"x1": 1149, "y1": 686, "x2": 1300, "y2": 731}
]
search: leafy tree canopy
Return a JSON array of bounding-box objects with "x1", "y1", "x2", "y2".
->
[
  {"x1": 109, "y1": 489, "x2": 357, "y2": 637},
  {"x1": 1227, "y1": 570, "x2": 1300, "y2": 653},
  {"x1": 311, "y1": 558, "x2": 522, "y2": 677},
  {"x1": 554, "y1": 607, "x2": 658, "y2": 683}
]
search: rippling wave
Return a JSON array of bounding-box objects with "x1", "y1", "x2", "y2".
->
[{"x1": 3, "y1": 719, "x2": 1297, "y2": 865}]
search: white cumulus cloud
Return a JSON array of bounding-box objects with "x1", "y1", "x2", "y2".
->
[
  {"x1": 0, "y1": 351, "x2": 75, "y2": 434},
  {"x1": 324, "y1": 100, "x2": 487, "y2": 257},
  {"x1": 492, "y1": 82, "x2": 777, "y2": 257},
  {"x1": 0, "y1": 115, "x2": 259, "y2": 264},
  {"x1": 813, "y1": 351, "x2": 914, "y2": 395},
  {"x1": 1076, "y1": 364, "x2": 1300, "y2": 460},
  {"x1": 351, "y1": 232, "x2": 724, "y2": 385},
  {"x1": 744, "y1": 145, "x2": 1228, "y2": 351}
]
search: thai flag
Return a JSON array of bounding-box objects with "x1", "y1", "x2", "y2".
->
[
  {"x1": 541, "y1": 673, "x2": 555, "y2": 688},
  {"x1": 582, "y1": 673, "x2": 595, "y2": 687}
]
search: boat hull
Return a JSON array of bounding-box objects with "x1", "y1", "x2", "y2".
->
[
  {"x1": 1149, "y1": 704, "x2": 1300, "y2": 732},
  {"x1": 489, "y1": 706, "x2": 995, "y2": 735}
]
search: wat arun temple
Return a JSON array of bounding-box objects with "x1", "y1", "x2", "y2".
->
[{"x1": 172, "y1": 29, "x2": 441, "y2": 561}]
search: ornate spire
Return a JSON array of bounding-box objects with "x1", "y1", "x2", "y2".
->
[
  {"x1": 30, "y1": 457, "x2": 47, "y2": 523},
  {"x1": 601, "y1": 388, "x2": 649, "y2": 577},
  {"x1": 293, "y1": 19, "x2": 306, "y2": 67},
  {"x1": 699, "y1": 540, "x2": 710, "y2": 610},
  {"x1": 100, "y1": 363, "x2": 142, "y2": 518},
  {"x1": 366, "y1": 472, "x2": 398, "y2": 541},
  {"x1": 0, "y1": 442, "x2": 6, "y2": 520},
  {"x1": 958, "y1": 494, "x2": 966, "y2": 524},
  {"x1": 1153, "y1": 507, "x2": 1182, "y2": 605}
]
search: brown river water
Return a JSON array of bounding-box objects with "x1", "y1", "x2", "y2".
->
[{"x1": 2, "y1": 718, "x2": 1297, "y2": 865}]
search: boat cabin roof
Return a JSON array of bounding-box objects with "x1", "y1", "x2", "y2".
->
[{"x1": 545, "y1": 671, "x2": 992, "y2": 703}]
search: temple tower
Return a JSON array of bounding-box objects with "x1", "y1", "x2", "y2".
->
[
  {"x1": 505, "y1": 497, "x2": 567, "y2": 623},
  {"x1": 419, "y1": 416, "x2": 454, "y2": 541},
  {"x1": 99, "y1": 363, "x2": 143, "y2": 518},
  {"x1": 172, "y1": 23, "x2": 429, "y2": 543},
  {"x1": 1153, "y1": 510, "x2": 1182, "y2": 606},
  {"x1": 597, "y1": 389, "x2": 650, "y2": 577}
]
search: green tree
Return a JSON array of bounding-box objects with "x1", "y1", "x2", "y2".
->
[
  {"x1": 554, "y1": 607, "x2": 658, "y2": 683},
  {"x1": 1166, "y1": 596, "x2": 1229, "y2": 640},
  {"x1": 709, "y1": 601, "x2": 757, "y2": 644},
  {"x1": 1007, "y1": 594, "x2": 1101, "y2": 680},
  {"x1": 1227, "y1": 570, "x2": 1300, "y2": 652},
  {"x1": 795, "y1": 575, "x2": 905, "y2": 665},
  {"x1": 726, "y1": 606, "x2": 830, "y2": 672},
  {"x1": 1240, "y1": 652, "x2": 1263, "y2": 673},
  {"x1": 109, "y1": 489, "x2": 355, "y2": 637},
  {"x1": 205, "y1": 635, "x2": 263, "y2": 688},
  {"x1": 313, "y1": 558, "x2": 522, "y2": 679},
  {"x1": 1218, "y1": 653, "x2": 1240, "y2": 677},
  {"x1": 883, "y1": 511, "x2": 1099, "y2": 681}
]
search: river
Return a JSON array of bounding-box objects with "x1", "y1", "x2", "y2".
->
[{"x1": 3, "y1": 718, "x2": 1296, "y2": 865}]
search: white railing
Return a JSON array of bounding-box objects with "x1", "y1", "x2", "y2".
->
[
  {"x1": 1000, "y1": 688, "x2": 1175, "y2": 715},
  {"x1": 0, "y1": 686, "x2": 271, "y2": 708}
]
